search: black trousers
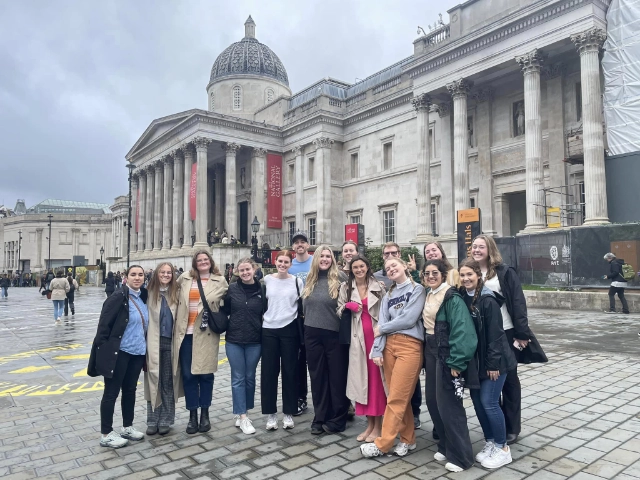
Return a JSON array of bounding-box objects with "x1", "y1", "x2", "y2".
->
[
  {"x1": 305, "y1": 326, "x2": 350, "y2": 431},
  {"x1": 261, "y1": 321, "x2": 299, "y2": 415},
  {"x1": 100, "y1": 350, "x2": 145, "y2": 435},
  {"x1": 411, "y1": 378, "x2": 422, "y2": 417},
  {"x1": 501, "y1": 329, "x2": 521, "y2": 436},
  {"x1": 424, "y1": 335, "x2": 474, "y2": 469},
  {"x1": 64, "y1": 292, "x2": 75, "y2": 316},
  {"x1": 609, "y1": 286, "x2": 630, "y2": 313},
  {"x1": 297, "y1": 343, "x2": 308, "y2": 400}
]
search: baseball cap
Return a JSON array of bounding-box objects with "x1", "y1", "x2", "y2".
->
[{"x1": 291, "y1": 232, "x2": 309, "y2": 244}]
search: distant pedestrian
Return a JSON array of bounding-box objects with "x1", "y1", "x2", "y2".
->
[
  {"x1": 105, "y1": 272, "x2": 116, "y2": 297},
  {"x1": 115, "y1": 272, "x2": 122, "y2": 289},
  {"x1": 0, "y1": 274, "x2": 9, "y2": 298},
  {"x1": 50, "y1": 269, "x2": 70, "y2": 325},
  {"x1": 45, "y1": 269, "x2": 55, "y2": 290},
  {"x1": 64, "y1": 274, "x2": 79, "y2": 318},
  {"x1": 603, "y1": 253, "x2": 630, "y2": 314}
]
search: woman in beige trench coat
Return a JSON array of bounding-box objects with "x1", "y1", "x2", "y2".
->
[
  {"x1": 172, "y1": 250, "x2": 228, "y2": 434},
  {"x1": 144, "y1": 262, "x2": 182, "y2": 435},
  {"x1": 337, "y1": 255, "x2": 387, "y2": 443}
]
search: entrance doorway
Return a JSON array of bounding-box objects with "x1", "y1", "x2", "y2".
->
[
  {"x1": 239, "y1": 201, "x2": 248, "y2": 244},
  {"x1": 507, "y1": 192, "x2": 526, "y2": 235}
]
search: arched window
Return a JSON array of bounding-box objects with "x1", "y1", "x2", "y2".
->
[
  {"x1": 210, "y1": 92, "x2": 215, "y2": 111},
  {"x1": 265, "y1": 88, "x2": 275, "y2": 104},
  {"x1": 232, "y1": 86, "x2": 242, "y2": 111}
]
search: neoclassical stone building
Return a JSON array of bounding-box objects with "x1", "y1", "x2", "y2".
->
[{"x1": 114, "y1": 0, "x2": 612, "y2": 269}]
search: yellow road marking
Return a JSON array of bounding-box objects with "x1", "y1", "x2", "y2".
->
[
  {"x1": 72, "y1": 368, "x2": 88, "y2": 377},
  {"x1": 0, "y1": 344, "x2": 84, "y2": 365},
  {"x1": 8, "y1": 366, "x2": 52, "y2": 374},
  {"x1": 52, "y1": 354, "x2": 90, "y2": 360}
]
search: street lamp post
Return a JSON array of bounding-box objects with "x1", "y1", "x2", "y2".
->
[
  {"x1": 17, "y1": 230, "x2": 22, "y2": 286},
  {"x1": 126, "y1": 162, "x2": 136, "y2": 269},
  {"x1": 251, "y1": 216, "x2": 260, "y2": 261},
  {"x1": 47, "y1": 214, "x2": 53, "y2": 271}
]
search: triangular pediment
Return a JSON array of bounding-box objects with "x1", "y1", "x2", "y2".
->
[{"x1": 126, "y1": 110, "x2": 199, "y2": 159}]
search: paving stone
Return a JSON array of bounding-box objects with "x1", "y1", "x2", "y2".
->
[
  {"x1": 603, "y1": 447, "x2": 640, "y2": 466},
  {"x1": 61, "y1": 462, "x2": 104, "y2": 479},
  {"x1": 341, "y1": 458, "x2": 378, "y2": 475},
  {"x1": 90, "y1": 465, "x2": 134, "y2": 480},
  {"x1": 510, "y1": 456, "x2": 550, "y2": 474},
  {"x1": 281, "y1": 442, "x2": 316, "y2": 457},
  {"x1": 166, "y1": 445, "x2": 206, "y2": 461},
  {"x1": 622, "y1": 440, "x2": 640, "y2": 454},
  {"x1": 279, "y1": 453, "x2": 315, "y2": 470},
  {"x1": 443, "y1": 466, "x2": 489, "y2": 480},
  {"x1": 119, "y1": 469, "x2": 158, "y2": 480},
  {"x1": 217, "y1": 464, "x2": 252, "y2": 479},
  {"x1": 583, "y1": 459, "x2": 627, "y2": 478},
  {"x1": 623, "y1": 460, "x2": 640, "y2": 478},
  {"x1": 530, "y1": 446, "x2": 568, "y2": 462},
  {"x1": 34, "y1": 459, "x2": 80, "y2": 476},
  {"x1": 278, "y1": 466, "x2": 323, "y2": 480},
  {"x1": 155, "y1": 458, "x2": 196, "y2": 474},
  {"x1": 251, "y1": 451, "x2": 285, "y2": 467},
  {"x1": 310, "y1": 443, "x2": 346, "y2": 459},
  {"x1": 244, "y1": 464, "x2": 284, "y2": 480},
  {"x1": 546, "y1": 458, "x2": 588, "y2": 476},
  {"x1": 192, "y1": 446, "x2": 230, "y2": 463},
  {"x1": 568, "y1": 428, "x2": 603, "y2": 441},
  {"x1": 407, "y1": 461, "x2": 449, "y2": 479},
  {"x1": 566, "y1": 447, "x2": 606, "y2": 465},
  {"x1": 482, "y1": 467, "x2": 528, "y2": 480},
  {"x1": 569, "y1": 473, "x2": 607, "y2": 480},
  {"x1": 309, "y1": 454, "x2": 350, "y2": 472},
  {"x1": 103, "y1": 452, "x2": 143, "y2": 468}
]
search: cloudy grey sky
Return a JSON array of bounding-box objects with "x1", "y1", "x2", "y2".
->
[{"x1": 0, "y1": 0, "x2": 458, "y2": 209}]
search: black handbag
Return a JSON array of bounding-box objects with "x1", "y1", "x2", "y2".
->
[
  {"x1": 338, "y1": 308, "x2": 352, "y2": 345},
  {"x1": 197, "y1": 278, "x2": 229, "y2": 334},
  {"x1": 294, "y1": 278, "x2": 305, "y2": 345}
]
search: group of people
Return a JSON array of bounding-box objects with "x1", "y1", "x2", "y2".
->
[{"x1": 86, "y1": 233, "x2": 547, "y2": 473}]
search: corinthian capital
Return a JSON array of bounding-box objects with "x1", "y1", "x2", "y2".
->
[
  {"x1": 412, "y1": 93, "x2": 431, "y2": 112},
  {"x1": 433, "y1": 102, "x2": 451, "y2": 118},
  {"x1": 224, "y1": 142, "x2": 241, "y2": 155},
  {"x1": 154, "y1": 160, "x2": 164, "y2": 172},
  {"x1": 542, "y1": 62, "x2": 565, "y2": 80},
  {"x1": 515, "y1": 49, "x2": 545, "y2": 75},
  {"x1": 180, "y1": 143, "x2": 194, "y2": 157},
  {"x1": 570, "y1": 28, "x2": 606, "y2": 54},
  {"x1": 194, "y1": 137, "x2": 211, "y2": 152},
  {"x1": 162, "y1": 155, "x2": 173, "y2": 167},
  {"x1": 291, "y1": 145, "x2": 303, "y2": 156},
  {"x1": 170, "y1": 149, "x2": 183, "y2": 163},
  {"x1": 446, "y1": 79, "x2": 473, "y2": 99},
  {"x1": 313, "y1": 137, "x2": 334, "y2": 150},
  {"x1": 472, "y1": 87, "x2": 494, "y2": 104},
  {"x1": 252, "y1": 147, "x2": 267, "y2": 157}
]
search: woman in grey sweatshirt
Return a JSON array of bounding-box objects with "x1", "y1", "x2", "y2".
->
[{"x1": 361, "y1": 257, "x2": 426, "y2": 459}]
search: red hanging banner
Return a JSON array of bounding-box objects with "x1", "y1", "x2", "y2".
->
[
  {"x1": 267, "y1": 154, "x2": 283, "y2": 229},
  {"x1": 190, "y1": 163, "x2": 197, "y2": 220}
]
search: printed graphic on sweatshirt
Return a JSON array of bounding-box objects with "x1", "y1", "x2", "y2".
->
[{"x1": 388, "y1": 292, "x2": 413, "y2": 310}]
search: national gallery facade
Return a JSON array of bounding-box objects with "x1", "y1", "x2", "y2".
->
[{"x1": 111, "y1": 0, "x2": 613, "y2": 270}]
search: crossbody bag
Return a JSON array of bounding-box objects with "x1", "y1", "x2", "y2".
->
[{"x1": 197, "y1": 278, "x2": 229, "y2": 334}]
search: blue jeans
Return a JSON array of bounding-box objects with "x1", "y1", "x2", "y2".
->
[
  {"x1": 0, "y1": 286, "x2": 7, "y2": 298},
  {"x1": 470, "y1": 373, "x2": 508, "y2": 447},
  {"x1": 179, "y1": 334, "x2": 214, "y2": 410},
  {"x1": 53, "y1": 300, "x2": 65, "y2": 319},
  {"x1": 226, "y1": 342, "x2": 261, "y2": 415}
]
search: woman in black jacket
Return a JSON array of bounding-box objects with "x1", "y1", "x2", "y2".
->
[
  {"x1": 221, "y1": 257, "x2": 263, "y2": 435},
  {"x1": 459, "y1": 259, "x2": 517, "y2": 470},
  {"x1": 88, "y1": 265, "x2": 148, "y2": 449},
  {"x1": 471, "y1": 234, "x2": 546, "y2": 445},
  {"x1": 105, "y1": 271, "x2": 116, "y2": 297}
]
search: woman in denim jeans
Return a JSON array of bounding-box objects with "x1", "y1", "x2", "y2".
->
[
  {"x1": 49, "y1": 269, "x2": 70, "y2": 325},
  {"x1": 458, "y1": 259, "x2": 517, "y2": 469},
  {"x1": 220, "y1": 257, "x2": 264, "y2": 435}
]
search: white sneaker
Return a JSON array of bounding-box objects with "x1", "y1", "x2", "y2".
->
[
  {"x1": 394, "y1": 442, "x2": 416, "y2": 457},
  {"x1": 55, "y1": 319, "x2": 61, "y2": 325},
  {"x1": 120, "y1": 426, "x2": 144, "y2": 441},
  {"x1": 475, "y1": 441, "x2": 495, "y2": 463},
  {"x1": 360, "y1": 443, "x2": 384, "y2": 457},
  {"x1": 446, "y1": 462, "x2": 464, "y2": 472},
  {"x1": 234, "y1": 415, "x2": 241, "y2": 427},
  {"x1": 100, "y1": 431, "x2": 128, "y2": 448},
  {"x1": 266, "y1": 414, "x2": 278, "y2": 431},
  {"x1": 239, "y1": 417, "x2": 256, "y2": 435},
  {"x1": 282, "y1": 414, "x2": 294, "y2": 429},
  {"x1": 434, "y1": 452, "x2": 447, "y2": 461},
  {"x1": 481, "y1": 445, "x2": 512, "y2": 469}
]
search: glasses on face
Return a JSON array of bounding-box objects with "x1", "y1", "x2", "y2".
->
[
  {"x1": 383, "y1": 251, "x2": 400, "y2": 257},
  {"x1": 421, "y1": 271, "x2": 441, "y2": 278}
]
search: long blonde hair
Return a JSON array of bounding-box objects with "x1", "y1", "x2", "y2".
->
[
  {"x1": 384, "y1": 257, "x2": 415, "y2": 295},
  {"x1": 473, "y1": 234, "x2": 503, "y2": 280},
  {"x1": 302, "y1": 245, "x2": 341, "y2": 299},
  {"x1": 147, "y1": 262, "x2": 179, "y2": 305}
]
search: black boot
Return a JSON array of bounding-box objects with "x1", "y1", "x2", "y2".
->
[
  {"x1": 186, "y1": 410, "x2": 199, "y2": 434},
  {"x1": 199, "y1": 408, "x2": 211, "y2": 433}
]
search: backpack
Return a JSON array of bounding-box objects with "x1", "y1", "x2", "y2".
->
[{"x1": 621, "y1": 263, "x2": 635, "y2": 281}]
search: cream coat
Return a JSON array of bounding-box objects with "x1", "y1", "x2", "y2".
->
[
  {"x1": 172, "y1": 272, "x2": 228, "y2": 383},
  {"x1": 337, "y1": 278, "x2": 388, "y2": 405},
  {"x1": 50, "y1": 278, "x2": 70, "y2": 300},
  {"x1": 144, "y1": 291, "x2": 182, "y2": 409}
]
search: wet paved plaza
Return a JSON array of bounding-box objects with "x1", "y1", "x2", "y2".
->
[{"x1": 1, "y1": 287, "x2": 640, "y2": 479}]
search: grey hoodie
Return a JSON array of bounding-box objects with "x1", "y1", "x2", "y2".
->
[{"x1": 371, "y1": 279, "x2": 426, "y2": 358}]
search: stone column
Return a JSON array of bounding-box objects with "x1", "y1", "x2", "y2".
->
[
  {"x1": 516, "y1": 49, "x2": 546, "y2": 230},
  {"x1": 72, "y1": 229, "x2": 80, "y2": 257},
  {"x1": 412, "y1": 93, "x2": 432, "y2": 240},
  {"x1": 292, "y1": 145, "x2": 304, "y2": 231},
  {"x1": 493, "y1": 194, "x2": 511, "y2": 237},
  {"x1": 473, "y1": 87, "x2": 496, "y2": 234},
  {"x1": 194, "y1": 137, "x2": 211, "y2": 248},
  {"x1": 161, "y1": 156, "x2": 173, "y2": 250},
  {"x1": 436, "y1": 103, "x2": 455, "y2": 237},
  {"x1": 313, "y1": 137, "x2": 334, "y2": 245},
  {"x1": 137, "y1": 170, "x2": 146, "y2": 252},
  {"x1": 131, "y1": 175, "x2": 139, "y2": 252},
  {"x1": 447, "y1": 78, "x2": 473, "y2": 214},
  {"x1": 36, "y1": 228, "x2": 43, "y2": 268},
  {"x1": 571, "y1": 28, "x2": 609, "y2": 224},
  {"x1": 145, "y1": 165, "x2": 154, "y2": 252},
  {"x1": 214, "y1": 165, "x2": 224, "y2": 232},
  {"x1": 224, "y1": 142, "x2": 240, "y2": 237},
  {"x1": 181, "y1": 144, "x2": 194, "y2": 248},
  {"x1": 153, "y1": 161, "x2": 164, "y2": 250},
  {"x1": 171, "y1": 150, "x2": 184, "y2": 250},
  {"x1": 251, "y1": 147, "x2": 267, "y2": 236}
]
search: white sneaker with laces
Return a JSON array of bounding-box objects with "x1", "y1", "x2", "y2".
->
[
  {"x1": 100, "y1": 431, "x2": 128, "y2": 448},
  {"x1": 394, "y1": 442, "x2": 416, "y2": 457},
  {"x1": 120, "y1": 426, "x2": 144, "y2": 441},
  {"x1": 481, "y1": 445, "x2": 512, "y2": 469},
  {"x1": 360, "y1": 442, "x2": 384, "y2": 457},
  {"x1": 475, "y1": 441, "x2": 495, "y2": 463},
  {"x1": 282, "y1": 414, "x2": 294, "y2": 429},
  {"x1": 446, "y1": 462, "x2": 464, "y2": 472},
  {"x1": 234, "y1": 415, "x2": 241, "y2": 427},
  {"x1": 239, "y1": 417, "x2": 256, "y2": 435},
  {"x1": 434, "y1": 452, "x2": 447, "y2": 461},
  {"x1": 266, "y1": 414, "x2": 278, "y2": 430}
]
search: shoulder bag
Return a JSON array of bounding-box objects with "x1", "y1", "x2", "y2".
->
[
  {"x1": 129, "y1": 294, "x2": 148, "y2": 371},
  {"x1": 294, "y1": 277, "x2": 305, "y2": 346},
  {"x1": 197, "y1": 278, "x2": 229, "y2": 334}
]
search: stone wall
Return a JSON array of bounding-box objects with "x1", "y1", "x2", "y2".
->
[{"x1": 524, "y1": 290, "x2": 639, "y2": 312}]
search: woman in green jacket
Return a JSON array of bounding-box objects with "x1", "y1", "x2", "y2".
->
[{"x1": 422, "y1": 259, "x2": 477, "y2": 473}]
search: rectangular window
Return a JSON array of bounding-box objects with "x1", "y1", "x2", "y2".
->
[
  {"x1": 576, "y1": 82, "x2": 582, "y2": 121},
  {"x1": 308, "y1": 218, "x2": 317, "y2": 245},
  {"x1": 470, "y1": 197, "x2": 476, "y2": 208},
  {"x1": 430, "y1": 203, "x2": 437, "y2": 236},
  {"x1": 383, "y1": 142, "x2": 392, "y2": 170},
  {"x1": 288, "y1": 164, "x2": 295, "y2": 187},
  {"x1": 383, "y1": 210, "x2": 395, "y2": 243},
  {"x1": 288, "y1": 221, "x2": 296, "y2": 242},
  {"x1": 350, "y1": 153, "x2": 359, "y2": 179},
  {"x1": 350, "y1": 215, "x2": 361, "y2": 225},
  {"x1": 308, "y1": 157, "x2": 315, "y2": 182},
  {"x1": 60, "y1": 232, "x2": 67, "y2": 242},
  {"x1": 429, "y1": 128, "x2": 435, "y2": 158}
]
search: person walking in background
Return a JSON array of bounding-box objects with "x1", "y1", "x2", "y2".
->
[
  {"x1": 173, "y1": 251, "x2": 228, "y2": 434},
  {"x1": 145, "y1": 262, "x2": 181, "y2": 436},
  {"x1": 50, "y1": 269, "x2": 70, "y2": 325},
  {"x1": 105, "y1": 272, "x2": 116, "y2": 297},
  {"x1": 603, "y1": 253, "x2": 630, "y2": 314},
  {"x1": 360, "y1": 257, "x2": 426, "y2": 459},
  {"x1": 88, "y1": 265, "x2": 148, "y2": 449},
  {"x1": 64, "y1": 273, "x2": 78, "y2": 319},
  {"x1": 459, "y1": 259, "x2": 517, "y2": 469},
  {"x1": 45, "y1": 269, "x2": 55, "y2": 290},
  {"x1": 221, "y1": 257, "x2": 264, "y2": 435},
  {"x1": 0, "y1": 274, "x2": 9, "y2": 299},
  {"x1": 472, "y1": 234, "x2": 547, "y2": 446},
  {"x1": 338, "y1": 255, "x2": 386, "y2": 442},
  {"x1": 261, "y1": 250, "x2": 304, "y2": 431}
]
